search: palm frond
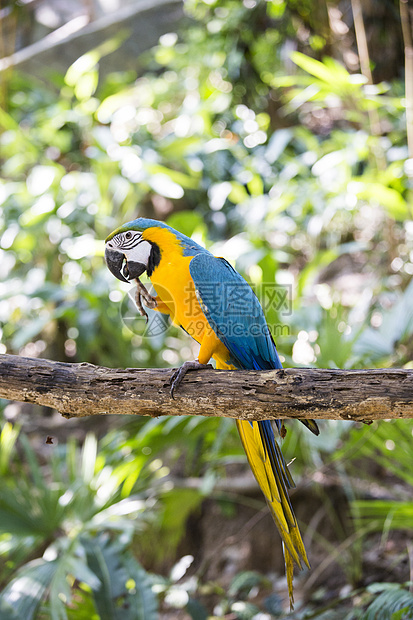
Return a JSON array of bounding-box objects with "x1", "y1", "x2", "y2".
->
[{"x1": 0, "y1": 559, "x2": 58, "y2": 620}]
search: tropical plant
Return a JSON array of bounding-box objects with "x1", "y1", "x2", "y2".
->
[{"x1": 0, "y1": 424, "x2": 160, "y2": 619}]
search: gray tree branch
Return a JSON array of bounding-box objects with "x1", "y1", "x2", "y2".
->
[{"x1": 0, "y1": 354, "x2": 412, "y2": 423}]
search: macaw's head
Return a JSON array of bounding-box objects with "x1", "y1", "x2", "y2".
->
[{"x1": 104, "y1": 218, "x2": 163, "y2": 283}]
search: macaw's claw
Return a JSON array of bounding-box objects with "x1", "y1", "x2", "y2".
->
[
  {"x1": 169, "y1": 361, "x2": 213, "y2": 399},
  {"x1": 134, "y1": 278, "x2": 157, "y2": 322}
]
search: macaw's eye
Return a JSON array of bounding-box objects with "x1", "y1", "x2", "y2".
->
[{"x1": 125, "y1": 231, "x2": 132, "y2": 240}]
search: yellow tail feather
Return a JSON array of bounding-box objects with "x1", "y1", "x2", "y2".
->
[
  {"x1": 236, "y1": 419, "x2": 309, "y2": 608},
  {"x1": 284, "y1": 545, "x2": 295, "y2": 610}
]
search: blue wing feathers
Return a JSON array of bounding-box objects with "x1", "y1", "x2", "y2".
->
[
  {"x1": 190, "y1": 252, "x2": 318, "y2": 432},
  {"x1": 190, "y1": 251, "x2": 287, "y2": 439},
  {"x1": 189, "y1": 253, "x2": 282, "y2": 371}
]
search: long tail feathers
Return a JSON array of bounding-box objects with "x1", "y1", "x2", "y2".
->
[
  {"x1": 236, "y1": 419, "x2": 309, "y2": 609},
  {"x1": 300, "y1": 418, "x2": 320, "y2": 436},
  {"x1": 284, "y1": 545, "x2": 295, "y2": 611}
]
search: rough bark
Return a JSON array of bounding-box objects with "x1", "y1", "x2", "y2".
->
[{"x1": 0, "y1": 354, "x2": 412, "y2": 423}]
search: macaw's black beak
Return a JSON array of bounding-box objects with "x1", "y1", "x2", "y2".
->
[
  {"x1": 105, "y1": 247, "x2": 129, "y2": 282},
  {"x1": 105, "y1": 247, "x2": 147, "y2": 283},
  {"x1": 125, "y1": 260, "x2": 147, "y2": 280}
]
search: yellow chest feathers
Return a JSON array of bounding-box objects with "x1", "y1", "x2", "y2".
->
[
  {"x1": 142, "y1": 226, "x2": 234, "y2": 368},
  {"x1": 142, "y1": 228, "x2": 204, "y2": 334}
]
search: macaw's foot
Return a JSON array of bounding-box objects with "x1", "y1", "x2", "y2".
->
[
  {"x1": 169, "y1": 360, "x2": 212, "y2": 399},
  {"x1": 134, "y1": 278, "x2": 157, "y2": 322}
]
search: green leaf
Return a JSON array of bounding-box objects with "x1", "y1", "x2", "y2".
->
[
  {"x1": 230, "y1": 600, "x2": 262, "y2": 620},
  {"x1": 82, "y1": 537, "x2": 118, "y2": 620},
  {"x1": 228, "y1": 571, "x2": 267, "y2": 597},
  {"x1": 0, "y1": 108, "x2": 38, "y2": 154},
  {"x1": 81, "y1": 433, "x2": 97, "y2": 484},
  {"x1": 0, "y1": 423, "x2": 20, "y2": 476},
  {"x1": 352, "y1": 181, "x2": 410, "y2": 220},
  {"x1": 145, "y1": 163, "x2": 200, "y2": 190},
  {"x1": 228, "y1": 181, "x2": 249, "y2": 204},
  {"x1": 121, "y1": 555, "x2": 158, "y2": 620},
  {"x1": 291, "y1": 51, "x2": 350, "y2": 84},
  {"x1": 247, "y1": 174, "x2": 263, "y2": 196},
  {"x1": 354, "y1": 500, "x2": 413, "y2": 531},
  {"x1": 166, "y1": 211, "x2": 207, "y2": 239},
  {"x1": 65, "y1": 51, "x2": 100, "y2": 86},
  {"x1": 74, "y1": 70, "x2": 99, "y2": 101},
  {"x1": 363, "y1": 583, "x2": 413, "y2": 620},
  {"x1": 81, "y1": 534, "x2": 158, "y2": 620},
  {"x1": 65, "y1": 32, "x2": 128, "y2": 86},
  {"x1": 159, "y1": 489, "x2": 202, "y2": 557},
  {"x1": 186, "y1": 598, "x2": 209, "y2": 620},
  {"x1": 0, "y1": 559, "x2": 58, "y2": 620},
  {"x1": 355, "y1": 278, "x2": 413, "y2": 361}
]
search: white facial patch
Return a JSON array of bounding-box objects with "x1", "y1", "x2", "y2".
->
[{"x1": 126, "y1": 240, "x2": 152, "y2": 266}]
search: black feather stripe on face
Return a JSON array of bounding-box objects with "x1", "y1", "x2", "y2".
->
[
  {"x1": 121, "y1": 232, "x2": 142, "y2": 250},
  {"x1": 147, "y1": 242, "x2": 161, "y2": 277}
]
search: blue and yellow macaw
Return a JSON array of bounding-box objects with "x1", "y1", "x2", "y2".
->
[{"x1": 105, "y1": 217, "x2": 319, "y2": 608}]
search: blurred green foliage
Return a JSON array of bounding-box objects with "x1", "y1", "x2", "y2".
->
[
  {"x1": 0, "y1": 424, "x2": 161, "y2": 619},
  {"x1": 1, "y1": 0, "x2": 413, "y2": 617}
]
